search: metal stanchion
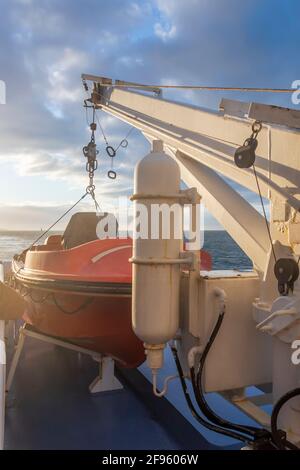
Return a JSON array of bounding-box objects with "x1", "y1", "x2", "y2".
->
[{"x1": 0, "y1": 261, "x2": 5, "y2": 450}]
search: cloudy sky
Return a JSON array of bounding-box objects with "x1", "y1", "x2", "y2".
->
[{"x1": 0, "y1": 0, "x2": 299, "y2": 230}]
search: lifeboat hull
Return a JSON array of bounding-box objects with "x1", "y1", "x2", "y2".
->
[{"x1": 12, "y1": 237, "x2": 145, "y2": 368}]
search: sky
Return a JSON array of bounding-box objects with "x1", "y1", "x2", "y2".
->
[{"x1": 0, "y1": 0, "x2": 299, "y2": 230}]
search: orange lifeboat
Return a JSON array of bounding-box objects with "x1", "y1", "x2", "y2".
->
[
  {"x1": 12, "y1": 213, "x2": 145, "y2": 368},
  {"x1": 11, "y1": 212, "x2": 211, "y2": 369}
]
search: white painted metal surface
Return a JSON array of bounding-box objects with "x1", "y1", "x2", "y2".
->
[
  {"x1": 0, "y1": 262, "x2": 5, "y2": 450},
  {"x1": 89, "y1": 357, "x2": 123, "y2": 394},
  {"x1": 95, "y1": 85, "x2": 300, "y2": 209},
  {"x1": 6, "y1": 324, "x2": 123, "y2": 394},
  {"x1": 220, "y1": 390, "x2": 272, "y2": 429},
  {"x1": 166, "y1": 149, "x2": 270, "y2": 273},
  {"x1": 178, "y1": 271, "x2": 272, "y2": 391},
  {"x1": 131, "y1": 140, "x2": 182, "y2": 371},
  {"x1": 89, "y1": 79, "x2": 300, "y2": 259},
  {"x1": 255, "y1": 294, "x2": 300, "y2": 438},
  {"x1": 84, "y1": 74, "x2": 300, "y2": 439}
]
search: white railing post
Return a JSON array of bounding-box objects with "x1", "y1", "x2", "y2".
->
[{"x1": 0, "y1": 261, "x2": 6, "y2": 450}]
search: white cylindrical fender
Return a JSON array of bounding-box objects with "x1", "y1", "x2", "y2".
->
[{"x1": 131, "y1": 140, "x2": 182, "y2": 370}]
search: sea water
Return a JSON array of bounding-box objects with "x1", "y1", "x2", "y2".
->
[{"x1": 0, "y1": 230, "x2": 252, "y2": 270}]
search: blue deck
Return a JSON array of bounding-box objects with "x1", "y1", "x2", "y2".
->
[
  {"x1": 140, "y1": 349, "x2": 263, "y2": 448},
  {"x1": 4, "y1": 336, "x2": 217, "y2": 450}
]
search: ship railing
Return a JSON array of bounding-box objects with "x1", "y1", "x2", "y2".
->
[{"x1": 0, "y1": 261, "x2": 5, "y2": 450}]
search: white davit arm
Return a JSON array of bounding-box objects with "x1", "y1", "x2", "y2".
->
[{"x1": 83, "y1": 75, "x2": 300, "y2": 272}]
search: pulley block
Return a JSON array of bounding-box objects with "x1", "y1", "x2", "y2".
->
[
  {"x1": 274, "y1": 258, "x2": 300, "y2": 295},
  {"x1": 234, "y1": 137, "x2": 257, "y2": 168}
]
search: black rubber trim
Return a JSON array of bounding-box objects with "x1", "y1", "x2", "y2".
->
[{"x1": 12, "y1": 261, "x2": 131, "y2": 296}]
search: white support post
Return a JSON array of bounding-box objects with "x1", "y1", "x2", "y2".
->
[
  {"x1": 89, "y1": 356, "x2": 123, "y2": 394},
  {"x1": 5, "y1": 326, "x2": 25, "y2": 393},
  {"x1": 6, "y1": 324, "x2": 123, "y2": 395},
  {"x1": 0, "y1": 262, "x2": 6, "y2": 450},
  {"x1": 166, "y1": 148, "x2": 270, "y2": 273},
  {"x1": 0, "y1": 321, "x2": 4, "y2": 451}
]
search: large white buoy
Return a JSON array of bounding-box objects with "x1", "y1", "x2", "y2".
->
[{"x1": 131, "y1": 140, "x2": 182, "y2": 371}]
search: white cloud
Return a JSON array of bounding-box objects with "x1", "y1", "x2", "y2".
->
[
  {"x1": 47, "y1": 48, "x2": 86, "y2": 86},
  {"x1": 0, "y1": 0, "x2": 298, "y2": 230},
  {"x1": 154, "y1": 22, "x2": 176, "y2": 41},
  {"x1": 117, "y1": 56, "x2": 144, "y2": 67},
  {"x1": 128, "y1": 2, "x2": 141, "y2": 17}
]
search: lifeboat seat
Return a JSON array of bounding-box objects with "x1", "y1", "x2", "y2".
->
[{"x1": 62, "y1": 212, "x2": 117, "y2": 249}]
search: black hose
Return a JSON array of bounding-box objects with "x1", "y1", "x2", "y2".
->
[
  {"x1": 171, "y1": 346, "x2": 253, "y2": 444},
  {"x1": 194, "y1": 311, "x2": 270, "y2": 440},
  {"x1": 271, "y1": 388, "x2": 300, "y2": 450}
]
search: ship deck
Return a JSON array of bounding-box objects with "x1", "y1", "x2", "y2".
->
[
  {"x1": 3, "y1": 327, "x2": 261, "y2": 450},
  {"x1": 4, "y1": 335, "x2": 216, "y2": 450}
]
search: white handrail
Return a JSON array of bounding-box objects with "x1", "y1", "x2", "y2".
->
[{"x1": 0, "y1": 261, "x2": 6, "y2": 450}]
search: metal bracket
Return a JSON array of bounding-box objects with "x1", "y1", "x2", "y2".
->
[
  {"x1": 220, "y1": 387, "x2": 272, "y2": 429},
  {"x1": 89, "y1": 357, "x2": 123, "y2": 394},
  {"x1": 248, "y1": 102, "x2": 300, "y2": 129},
  {"x1": 115, "y1": 79, "x2": 162, "y2": 97},
  {"x1": 6, "y1": 324, "x2": 123, "y2": 395}
]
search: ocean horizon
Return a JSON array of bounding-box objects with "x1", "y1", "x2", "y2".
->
[{"x1": 0, "y1": 229, "x2": 252, "y2": 271}]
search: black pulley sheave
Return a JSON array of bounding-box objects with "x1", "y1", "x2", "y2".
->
[
  {"x1": 234, "y1": 137, "x2": 258, "y2": 168},
  {"x1": 234, "y1": 121, "x2": 262, "y2": 169},
  {"x1": 274, "y1": 258, "x2": 299, "y2": 295}
]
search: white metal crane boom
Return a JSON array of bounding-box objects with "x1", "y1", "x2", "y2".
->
[
  {"x1": 82, "y1": 75, "x2": 300, "y2": 444},
  {"x1": 82, "y1": 74, "x2": 300, "y2": 273}
]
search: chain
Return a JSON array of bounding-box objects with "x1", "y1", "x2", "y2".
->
[
  {"x1": 82, "y1": 83, "x2": 133, "y2": 181},
  {"x1": 82, "y1": 107, "x2": 102, "y2": 212},
  {"x1": 249, "y1": 120, "x2": 262, "y2": 142},
  {"x1": 94, "y1": 108, "x2": 135, "y2": 179},
  {"x1": 86, "y1": 184, "x2": 101, "y2": 213},
  {"x1": 83, "y1": 107, "x2": 98, "y2": 187}
]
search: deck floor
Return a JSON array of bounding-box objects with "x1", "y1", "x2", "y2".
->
[{"x1": 4, "y1": 336, "x2": 215, "y2": 450}]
